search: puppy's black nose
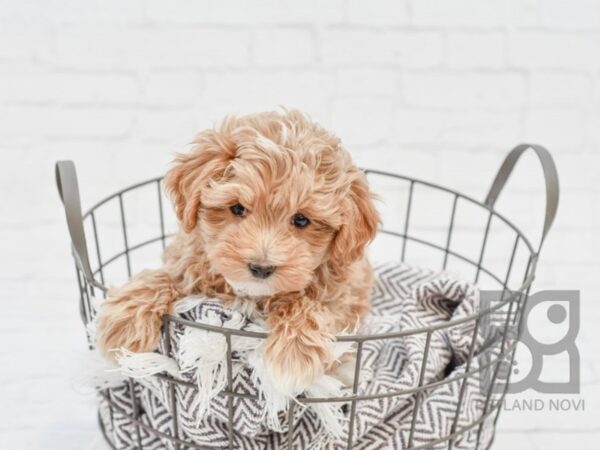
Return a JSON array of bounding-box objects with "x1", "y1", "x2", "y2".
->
[{"x1": 248, "y1": 263, "x2": 276, "y2": 279}]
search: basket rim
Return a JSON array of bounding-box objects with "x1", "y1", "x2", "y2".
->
[{"x1": 82, "y1": 169, "x2": 536, "y2": 256}]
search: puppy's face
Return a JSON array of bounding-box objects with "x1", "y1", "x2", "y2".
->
[
  {"x1": 165, "y1": 111, "x2": 379, "y2": 297},
  {"x1": 200, "y1": 150, "x2": 342, "y2": 297}
]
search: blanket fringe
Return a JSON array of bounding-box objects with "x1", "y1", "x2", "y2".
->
[{"x1": 116, "y1": 348, "x2": 179, "y2": 379}]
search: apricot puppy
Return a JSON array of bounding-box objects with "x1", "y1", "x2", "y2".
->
[{"x1": 97, "y1": 110, "x2": 380, "y2": 393}]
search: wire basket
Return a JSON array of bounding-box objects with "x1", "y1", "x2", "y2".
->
[{"x1": 56, "y1": 143, "x2": 558, "y2": 450}]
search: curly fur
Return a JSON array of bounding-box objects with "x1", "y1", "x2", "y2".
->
[{"x1": 96, "y1": 109, "x2": 380, "y2": 392}]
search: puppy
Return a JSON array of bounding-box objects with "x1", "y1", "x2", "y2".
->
[{"x1": 97, "y1": 110, "x2": 380, "y2": 393}]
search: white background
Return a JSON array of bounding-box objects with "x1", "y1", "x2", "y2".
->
[{"x1": 1, "y1": 1, "x2": 599, "y2": 449}]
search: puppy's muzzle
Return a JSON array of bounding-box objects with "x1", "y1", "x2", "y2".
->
[{"x1": 248, "y1": 263, "x2": 276, "y2": 279}]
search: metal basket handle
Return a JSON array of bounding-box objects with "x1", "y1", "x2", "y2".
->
[
  {"x1": 484, "y1": 143, "x2": 559, "y2": 253},
  {"x1": 56, "y1": 160, "x2": 104, "y2": 291}
]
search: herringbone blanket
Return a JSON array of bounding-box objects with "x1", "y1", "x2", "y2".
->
[{"x1": 97, "y1": 262, "x2": 501, "y2": 449}]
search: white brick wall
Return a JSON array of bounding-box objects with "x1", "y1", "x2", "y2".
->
[{"x1": 1, "y1": 1, "x2": 599, "y2": 449}]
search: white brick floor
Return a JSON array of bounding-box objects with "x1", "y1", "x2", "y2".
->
[{"x1": 1, "y1": 1, "x2": 599, "y2": 448}]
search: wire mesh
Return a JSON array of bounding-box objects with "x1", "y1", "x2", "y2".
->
[{"x1": 61, "y1": 150, "x2": 555, "y2": 450}]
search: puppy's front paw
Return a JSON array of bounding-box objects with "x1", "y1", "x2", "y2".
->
[
  {"x1": 96, "y1": 270, "x2": 178, "y2": 360},
  {"x1": 97, "y1": 302, "x2": 164, "y2": 360},
  {"x1": 263, "y1": 333, "x2": 331, "y2": 394}
]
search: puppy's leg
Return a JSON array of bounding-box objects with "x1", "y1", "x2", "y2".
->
[
  {"x1": 96, "y1": 269, "x2": 180, "y2": 359},
  {"x1": 263, "y1": 295, "x2": 332, "y2": 394}
]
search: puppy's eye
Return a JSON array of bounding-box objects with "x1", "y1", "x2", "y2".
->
[
  {"x1": 292, "y1": 213, "x2": 310, "y2": 228},
  {"x1": 230, "y1": 203, "x2": 247, "y2": 217}
]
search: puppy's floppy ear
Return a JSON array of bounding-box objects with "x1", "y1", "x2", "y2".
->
[
  {"x1": 329, "y1": 170, "x2": 380, "y2": 274},
  {"x1": 164, "y1": 129, "x2": 236, "y2": 233}
]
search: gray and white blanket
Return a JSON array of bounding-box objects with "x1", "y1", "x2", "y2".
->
[{"x1": 96, "y1": 262, "x2": 502, "y2": 449}]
